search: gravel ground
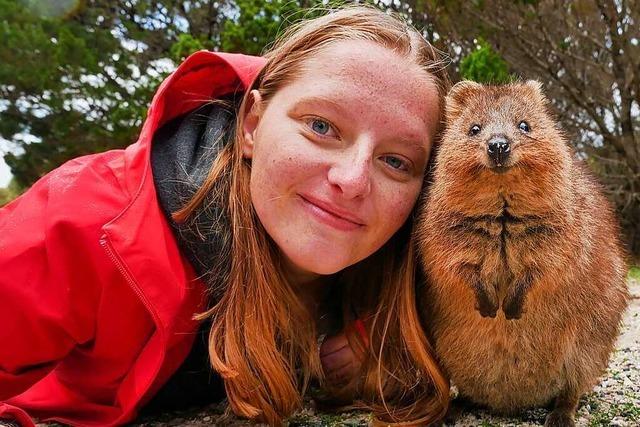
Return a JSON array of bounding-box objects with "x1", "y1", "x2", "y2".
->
[{"x1": 13, "y1": 277, "x2": 638, "y2": 427}]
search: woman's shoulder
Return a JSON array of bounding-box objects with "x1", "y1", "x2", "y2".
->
[{"x1": 1, "y1": 149, "x2": 133, "y2": 233}]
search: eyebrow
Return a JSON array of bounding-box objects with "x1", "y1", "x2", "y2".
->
[
  {"x1": 289, "y1": 96, "x2": 346, "y2": 115},
  {"x1": 398, "y1": 138, "x2": 429, "y2": 156}
]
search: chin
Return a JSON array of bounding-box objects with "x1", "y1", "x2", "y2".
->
[
  {"x1": 289, "y1": 252, "x2": 353, "y2": 276},
  {"x1": 301, "y1": 260, "x2": 349, "y2": 275},
  {"x1": 489, "y1": 165, "x2": 512, "y2": 174},
  {"x1": 479, "y1": 159, "x2": 516, "y2": 175}
]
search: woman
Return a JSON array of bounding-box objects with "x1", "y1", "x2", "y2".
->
[{"x1": 0, "y1": 6, "x2": 450, "y2": 426}]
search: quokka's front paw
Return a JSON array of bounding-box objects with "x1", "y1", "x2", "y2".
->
[
  {"x1": 502, "y1": 295, "x2": 526, "y2": 320},
  {"x1": 472, "y1": 285, "x2": 499, "y2": 318},
  {"x1": 502, "y1": 289, "x2": 527, "y2": 320}
]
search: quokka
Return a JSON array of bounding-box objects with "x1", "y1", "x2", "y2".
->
[{"x1": 416, "y1": 80, "x2": 629, "y2": 427}]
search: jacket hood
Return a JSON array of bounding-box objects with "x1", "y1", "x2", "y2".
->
[
  {"x1": 147, "y1": 52, "x2": 263, "y2": 301},
  {"x1": 104, "y1": 51, "x2": 265, "y2": 317},
  {"x1": 119, "y1": 51, "x2": 265, "y2": 198},
  {"x1": 151, "y1": 99, "x2": 239, "y2": 301}
]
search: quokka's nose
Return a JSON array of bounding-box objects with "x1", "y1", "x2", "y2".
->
[{"x1": 487, "y1": 136, "x2": 511, "y2": 166}]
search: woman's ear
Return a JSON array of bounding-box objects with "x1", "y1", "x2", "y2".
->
[{"x1": 242, "y1": 89, "x2": 263, "y2": 159}]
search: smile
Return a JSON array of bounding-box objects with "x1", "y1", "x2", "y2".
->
[{"x1": 299, "y1": 195, "x2": 365, "y2": 231}]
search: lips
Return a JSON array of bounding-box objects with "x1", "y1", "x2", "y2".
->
[{"x1": 299, "y1": 195, "x2": 365, "y2": 230}]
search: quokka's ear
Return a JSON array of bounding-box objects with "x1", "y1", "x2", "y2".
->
[
  {"x1": 522, "y1": 79, "x2": 550, "y2": 106},
  {"x1": 445, "y1": 80, "x2": 484, "y2": 121}
]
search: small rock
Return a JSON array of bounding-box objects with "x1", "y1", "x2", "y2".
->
[{"x1": 610, "y1": 416, "x2": 628, "y2": 426}]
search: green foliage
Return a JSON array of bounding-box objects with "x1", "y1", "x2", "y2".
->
[
  {"x1": 221, "y1": 0, "x2": 311, "y2": 55},
  {"x1": 1, "y1": 0, "x2": 167, "y2": 187},
  {"x1": 0, "y1": 177, "x2": 24, "y2": 206},
  {"x1": 1, "y1": 0, "x2": 326, "y2": 188},
  {"x1": 629, "y1": 266, "x2": 640, "y2": 281},
  {"x1": 219, "y1": 0, "x2": 362, "y2": 55},
  {"x1": 170, "y1": 33, "x2": 206, "y2": 62},
  {"x1": 21, "y1": 0, "x2": 81, "y2": 18},
  {"x1": 459, "y1": 38, "x2": 512, "y2": 84}
]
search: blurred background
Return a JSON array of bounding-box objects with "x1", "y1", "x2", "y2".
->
[{"x1": 0, "y1": 0, "x2": 638, "y2": 264}]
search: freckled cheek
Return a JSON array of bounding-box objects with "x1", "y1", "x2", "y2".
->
[
  {"x1": 375, "y1": 183, "x2": 421, "y2": 228},
  {"x1": 254, "y1": 148, "x2": 320, "y2": 196}
]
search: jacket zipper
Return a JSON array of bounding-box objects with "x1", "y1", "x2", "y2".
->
[
  {"x1": 99, "y1": 234, "x2": 158, "y2": 320},
  {"x1": 98, "y1": 234, "x2": 166, "y2": 422}
]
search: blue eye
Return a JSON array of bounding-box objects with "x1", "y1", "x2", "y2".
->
[
  {"x1": 382, "y1": 156, "x2": 408, "y2": 171},
  {"x1": 311, "y1": 119, "x2": 331, "y2": 135}
]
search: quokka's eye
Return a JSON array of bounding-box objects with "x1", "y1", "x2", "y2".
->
[
  {"x1": 518, "y1": 121, "x2": 531, "y2": 133},
  {"x1": 469, "y1": 124, "x2": 482, "y2": 136}
]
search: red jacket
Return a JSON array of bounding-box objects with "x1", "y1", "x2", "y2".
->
[{"x1": 0, "y1": 51, "x2": 265, "y2": 426}]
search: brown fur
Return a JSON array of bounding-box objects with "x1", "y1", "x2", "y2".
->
[{"x1": 416, "y1": 81, "x2": 630, "y2": 426}]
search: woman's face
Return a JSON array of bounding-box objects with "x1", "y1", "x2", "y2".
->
[{"x1": 242, "y1": 39, "x2": 440, "y2": 282}]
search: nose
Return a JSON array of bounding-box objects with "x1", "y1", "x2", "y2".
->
[
  {"x1": 487, "y1": 135, "x2": 511, "y2": 166},
  {"x1": 327, "y1": 146, "x2": 372, "y2": 199}
]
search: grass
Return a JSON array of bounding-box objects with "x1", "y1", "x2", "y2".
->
[
  {"x1": 286, "y1": 411, "x2": 370, "y2": 426},
  {"x1": 583, "y1": 391, "x2": 640, "y2": 427},
  {"x1": 587, "y1": 400, "x2": 640, "y2": 426}
]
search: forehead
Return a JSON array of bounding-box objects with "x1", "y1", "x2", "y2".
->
[{"x1": 280, "y1": 39, "x2": 440, "y2": 136}]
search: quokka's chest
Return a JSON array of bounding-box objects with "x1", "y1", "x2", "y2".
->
[{"x1": 432, "y1": 311, "x2": 570, "y2": 407}]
